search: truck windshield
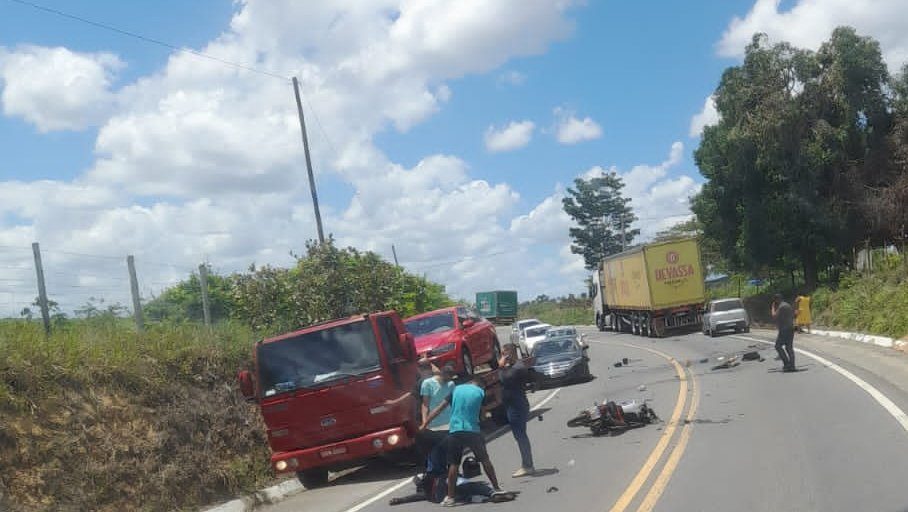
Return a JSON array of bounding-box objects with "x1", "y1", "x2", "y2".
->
[
  {"x1": 405, "y1": 312, "x2": 455, "y2": 337},
  {"x1": 257, "y1": 320, "x2": 381, "y2": 397}
]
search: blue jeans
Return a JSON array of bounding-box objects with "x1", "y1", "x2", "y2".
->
[{"x1": 506, "y1": 400, "x2": 534, "y2": 469}]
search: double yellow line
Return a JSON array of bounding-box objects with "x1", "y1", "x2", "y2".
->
[{"x1": 607, "y1": 343, "x2": 700, "y2": 512}]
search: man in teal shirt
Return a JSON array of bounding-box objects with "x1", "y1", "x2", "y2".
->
[{"x1": 422, "y1": 376, "x2": 505, "y2": 506}]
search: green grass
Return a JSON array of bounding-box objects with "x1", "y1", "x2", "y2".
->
[
  {"x1": 518, "y1": 301, "x2": 591, "y2": 326},
  {"x1": 0, "y1": 318, "x2": 273, "y2": 511},
  {"x1": 811, "y1": 267, "x2": 908, "y2": 339}
]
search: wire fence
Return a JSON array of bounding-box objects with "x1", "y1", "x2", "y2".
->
[{"x1": 0, "y1": 242, "x2": 207, "y2": 331}]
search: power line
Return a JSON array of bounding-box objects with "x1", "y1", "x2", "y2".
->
[
  {"x1": 5, "y1": 0, "x2": 344, "y2": 161},
  {"x1": 5, "y1": 0, "x2": 289, "y2": 81}
]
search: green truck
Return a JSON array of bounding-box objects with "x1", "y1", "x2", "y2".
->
[{"x1": 475, "y1": 291, "x2": 518, "y2": 325}]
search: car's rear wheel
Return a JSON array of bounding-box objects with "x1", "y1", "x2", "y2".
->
[
  {"x1": 710, "y1": 326, "x2": 718, "y2": 338},
  {"x1": 462, "y1": 349, "x2": 474, "y2": 376},
  {"x1": 297, "y1": 468, "x2": 329, "y2": 489}
]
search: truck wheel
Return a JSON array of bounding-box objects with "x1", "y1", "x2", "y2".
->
[{"x1": 297, "y1": 468, "x2": 329, "y2": 489}]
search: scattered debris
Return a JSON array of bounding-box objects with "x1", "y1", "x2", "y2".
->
[
  {"x1": 699, "y1": 358, "x2": 709, "y2": 364},
  {"x1": 711, "y1": 356, "x2": 740, "y2": 370},
  {"x1": 614, "y1": 362, "x2": 623, "y2": 368},
  {"x1": 742, "y1": 351, "x2": 761, "y2": 361},
  {"x1": 638, "y1": 384, "x2": 647, "y2": 392},
  {"x1": 547, "y1": 486, "x2": 559, "y2": 493},
  {"x1": 622, "y1": 357, "x2": 629, "y2": 365}
]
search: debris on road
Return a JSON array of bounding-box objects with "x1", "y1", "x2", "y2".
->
[
  {"x1": 547, "y1": 486, "x2": 559, "y2": 493},
  {"x1": 711, "y1": 356, "x2": 741, "y2": 370}
]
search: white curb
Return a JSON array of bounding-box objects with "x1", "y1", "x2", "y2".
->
[
  {"x1": 808, "y1": 328, "x2": 905, "y2": 350},
  {"x1": 202, "y1": 479, "x2": 303, "y2": 512}
]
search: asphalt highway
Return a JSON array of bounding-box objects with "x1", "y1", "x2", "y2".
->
[{"x1": 260, "y1": 327, "x2": 908, "y2": 512}]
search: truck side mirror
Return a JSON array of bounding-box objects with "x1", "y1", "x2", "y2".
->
[{"x1": 237, "y1": 370, "x2": 256, "y2": 401}]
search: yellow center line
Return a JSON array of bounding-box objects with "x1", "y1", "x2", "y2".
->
[
  {"x1": 635, "y1": 366, "x2": 700, "y2": 512},
  {"x1": 606, "y1": 343, "x2": 688, "y2": 512}
]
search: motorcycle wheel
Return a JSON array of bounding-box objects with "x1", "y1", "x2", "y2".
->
[{"x1": 567, "y1": 412, "x2": 591, "y2": 428}]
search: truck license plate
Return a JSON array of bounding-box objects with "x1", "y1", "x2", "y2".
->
[{"x1": 320, "y1": 446, "x2": 347, "y2": 458}]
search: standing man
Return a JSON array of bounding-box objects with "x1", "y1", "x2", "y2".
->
[
  {"x1": 418, "y1": 363, "x2": 456, "y2": 453},
  {"x1": 772, "y1": 294, "x2": 796, "y2": 372},
  {"x1": 498, "y1": 343, "x2": 535, "y2": 477},
  {"x1": 422, "y1": 375, "x2": 506, "y2": 506}
]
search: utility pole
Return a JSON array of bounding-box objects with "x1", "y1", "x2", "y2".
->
[
  {"x1": 198, "y1": 264, "x2": 211, "y2": 328},
  {"x1": 292, "y1": 76, "x2": 325, "y2": 245},
  {"x1": 391, "y1": 244, "x2": 400, "y2": 267},
  {"x1": 127, "y1": 255, "x2": 144, "y2": 333},
  {"x1": 31, "y1": 242, "x2": 51, "y2": 336}
]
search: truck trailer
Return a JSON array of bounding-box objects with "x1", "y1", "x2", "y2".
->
[
  {"x1": 475, "y1": 290, "x2": 518, "y2": 325},
  {"x1": 592, "y1": 238, "x2": 705, "y2": 337}
]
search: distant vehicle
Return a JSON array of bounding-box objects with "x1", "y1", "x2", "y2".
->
[
  {"x1": 546, "y1": 326, "x2": 583, "y2": 344},
  {"x1": 511, "y1": 318, "x2": 542, "y2": 344},
  {"x1": 404, "y1": 306, "x2": 500, "y2": 375},
  {"x1": 520, "y1": 323, "x2": 552, "y2": 356},
  {"x1": 476, "y1": 290, "x2": 518, "y2": 325},
  {"x1": 592, "y1": 238, "x2": 706, "y2": 337},
  {"x1": 531, "y1": 335, "x2": 591, "y2": 385},
  {"x1": 703, "y1": 298, "x2": 750, "y2": 337}
]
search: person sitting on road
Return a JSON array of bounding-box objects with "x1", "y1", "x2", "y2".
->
[{"x1": 421, "y1": 375, "x2": 508, "y2": 507}]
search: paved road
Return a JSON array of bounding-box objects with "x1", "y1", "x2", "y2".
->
[{"x1": 259, "y1": 327, "x2": 908, "y2": 512}]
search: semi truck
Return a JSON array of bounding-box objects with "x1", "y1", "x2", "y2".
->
[
  {"x1": 237, "y1": 311, "x2": 503, "y2": 488},
  {"x1": 591, "y1": 238, "x2": 705, "y2": 337},
  {"x1": 475, "y1": 290, "x2": 518, "y2": 325}
]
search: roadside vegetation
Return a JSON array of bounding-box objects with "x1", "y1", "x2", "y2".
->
[
  {"x1": 518, "y1": 295, "x2": 591, "y2": 326},
  {"x1": 0, "y1": 240, "x2": 452, "y2": 511}
]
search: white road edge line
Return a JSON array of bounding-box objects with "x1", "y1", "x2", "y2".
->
[
  {"x1": 734, "y1": 334, "x2": 908, "y2": 434},
  {"x1": 341, "y1": 387, "x2": 562, "y2": 512}
]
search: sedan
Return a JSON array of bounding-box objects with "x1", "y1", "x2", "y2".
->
[
  {"x1": 519, "y1": 323, "x2": 552, "y2": 356},
  {"x1": 531, "y1": 336, "x2": 591, "y2": 386},
  {"x1": 404, "y1": 306, "x2": 500, "y2": 376},
  {"x1": 511, "y1": 318, "x2": 542, "y2": 344}
]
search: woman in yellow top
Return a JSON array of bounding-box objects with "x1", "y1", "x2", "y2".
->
[{"x1": 794, "y1": 295, "x2": 811, "y2": 333}]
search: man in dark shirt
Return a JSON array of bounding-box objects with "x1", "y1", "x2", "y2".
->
[
  {"x1": 498, "y1": 343, "x2": 536, "y2": 477},
  {"x1": 772, "y1": 294, "x2": 796, "y2": 372}
]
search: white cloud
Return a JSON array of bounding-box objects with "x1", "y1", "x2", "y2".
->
[
  {"x1": 718, "y1": 0, "x2": 908, "y2": 69},
  {"x1": 497, "y1": 70, "x2": 527, "y2": 86},
  {"x1": 689, "y1": 95, "x2": 719, "y2": 137},
  {"x1": 484, "y1": 120, "x2": 535, "y2": 152},
  {"x1": 554, "y1": 107, "x2": 603, "y2": 145},
  {"x1": 0, "y1": 46, "x2": 123, "y2": 132},
  {"x1": 0, "y1": 0, "x2": 589, "y2": 313},
  {"x1": 581, "y1": 142, "x2": 700, "y2": 240}
]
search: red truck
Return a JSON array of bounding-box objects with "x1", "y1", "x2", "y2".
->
[{"x1": 238, "y1": 310, "x2": 503, "y2": 488}]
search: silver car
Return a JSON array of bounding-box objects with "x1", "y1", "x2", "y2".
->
[
  {"x1": 703, "y1": 298, "x2": 750, "y2": 337},
  {"x1": 511, "y1": 318, "x2": 542, "y2": 344}
]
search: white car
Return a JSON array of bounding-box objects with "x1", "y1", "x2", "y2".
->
[
  {"x1": 703, "y1": 298, "x2": 750, "y2": 337},
  {"x1": 511, "y1": 318, "x2": 542, "y2": 344},
  {"x1": 520, "y1": 323, "x2": 552, "y2": 356},
  {"x1": 546, "y1": 326, "x2": 588, "y2": 348}
]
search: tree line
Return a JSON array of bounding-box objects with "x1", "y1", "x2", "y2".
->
[
  {"x1": 141, "y1": 239, "x2": 451, "y2": 335},
  {"x1": 564, "y1": 26, "x2": 908, "y2": 292},
  {"x1": 694, "y1": 27, "x2": 908, "y2": 289}
]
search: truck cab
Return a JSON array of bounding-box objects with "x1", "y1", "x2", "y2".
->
[
  {"x1": 237, "y1": 311, "x2": 419, "y2": 488},
  {"x1": 591, "y1": 264, "x2": 611, "y2": 332}
]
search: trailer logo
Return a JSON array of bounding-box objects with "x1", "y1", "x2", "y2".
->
[
  {"x1": 666, "y1": 251, "x2": 679, "y2": 264},
  {"x1": 655, "y1": 251, "x2": 694, "y2": 284}
]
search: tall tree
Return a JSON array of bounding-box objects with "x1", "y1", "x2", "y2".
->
[
  {"x1": 562, "y1": 172, "x2": 639, "y2": 270},
  {"x1": 693, "y1": 28, "x2": 892, "y2": 289}
]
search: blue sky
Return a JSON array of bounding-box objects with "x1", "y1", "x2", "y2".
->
[{"x1": 1, "y1": 0, "x2": 905, "y2": 314}]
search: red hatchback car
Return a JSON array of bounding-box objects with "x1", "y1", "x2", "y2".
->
[{"x1": 404, "y1": 306, "x2": 501, "y2": 375}]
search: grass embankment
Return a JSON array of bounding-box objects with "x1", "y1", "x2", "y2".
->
[
  {"x1": 518, "y1": 301, "x2": 591, "y2": 326},
  {"x1": 0, "y1": 319, "x2": 270, "y2": 511},
  {"x1": 811, "y1": 269, "x2": 908, "y2": 339}
]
